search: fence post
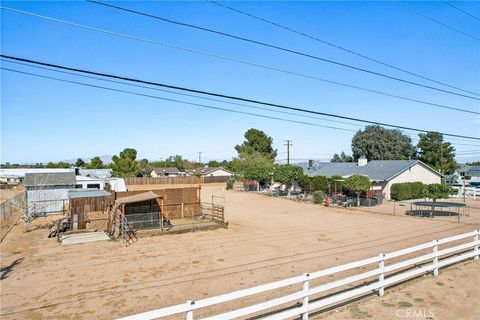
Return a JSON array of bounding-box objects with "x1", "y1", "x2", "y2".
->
[
  {"x1": 181, "y1": 202, "x2": 184, "y2": 220},
  {"x1": 186, "y1": 300, "x2": 194, "y2": 320},
  {"x1": 433, "y1": 240, "x2": 439, "y2": 276},
  {"x1": 474, "y1": 230, "x2": 479, "y2": 261},
  {"x1": 302, "y1": 273, "x2": 310, "y2": 320},
  {"x1": 378, "y1": 254, "x2": 385, "y2": 296}
]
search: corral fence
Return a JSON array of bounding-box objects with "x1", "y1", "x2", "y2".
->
[
  {"x1": 451, "y1": 186, "x2": 478, "y2": 200},
  {"x1": 124, "y1": 176, "x2": 230, "y2": 185},
  {"x1": 0, "y1": 192, "x2": 26, "y2": 221},
  {"x1": 119, "y1": 202, "x2": 226, "y2": 236},
  {"x1": 118, "y1": 230, "x2": 479, "y2": 320}
]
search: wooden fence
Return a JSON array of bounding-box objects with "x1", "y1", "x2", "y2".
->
[
  {"x1": 118, "y1": 229, "x2": 479, "y2": 320},
  {"x1": 124, "y1": 176, "x2": 230, "y2": 185}
]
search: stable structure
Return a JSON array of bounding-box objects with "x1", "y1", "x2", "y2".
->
[
  {"x1": 304, "y1": 159, "x2": 442, "y2": 200},
  {"x1": 68, "y1": 189, "x2": 113, "y2": 230},
  {"x1": 25, "y1": 172, "x2": 76, "y2": 215}
]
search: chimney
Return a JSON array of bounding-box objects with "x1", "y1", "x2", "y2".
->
[{"x1": 358, "y1": 155, "x2": 367, "y2": 167}]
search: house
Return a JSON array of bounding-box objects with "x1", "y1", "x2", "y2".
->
[
  {"x1": 304, "y1": 157, "x2": 442, "y2": 200},
  {"x1": 458, "y1": 165, "x2": 480, "y2": 182},
  {"x1": 25, "y1": 172, "x2": 76, "y2": 215},
  {"x1": 150, "y1": 167, "x2": 186, "y2": 177},
  {"x1": 186, "y1": 167, "x2": 233, "y2": 177}
]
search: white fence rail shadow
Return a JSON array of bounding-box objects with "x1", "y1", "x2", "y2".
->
[
  {"x1": 119, "y1": 230, "x2": 479, "y2": 320},
  {"x1": 451, "y1": 186, "x2": 477, "y2": 200}
]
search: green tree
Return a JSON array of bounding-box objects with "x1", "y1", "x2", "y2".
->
[
  {"x1": 235, "y1": 128, "x2": 277, "y2": 160},
  {"x1": 331, "y1": 151, "x2": 353, "y2": 163},
  {"x1": 45, "y1": 161, "x2": 70, "y2": 168},
  {"x1": 273, "y1": 165, "x2": 303, "y2": 187},
  {"x1": 417, "y1": 132, "x2": 456, "y2": 174},
  {"x1": 111, "y1": 148, "x2": 140, "y2": 177},
  {"x1": 297, "y1": 174, "x2": 312, "y2": 192},
  {"x1": 310, "y1": 175, "x2": 328, "y2": 192},
  {"x1": 352, "y1": 125, "x2": 416, "y2": 161},
  {"x1": 86, "y1": 156, "x2": 105, "y2": 169},
  {"x1": 75, "y1": 158, "x2": 85, "y2": 168},
  {"x1": 242, "y1": 155, "x2": 274, "y2": 186},
  {"x1": 138, "y1": 158, "x2": 152, "y2": 176},
  {"x1": 344, "y1": 175, "x2": 372, "y2": 206},
  {"x1": 207, "y1": 160, "x2": 223, "y2": 168},
  {"x1": 424, "y1": 183, "x2": 455, "y2": 202}
]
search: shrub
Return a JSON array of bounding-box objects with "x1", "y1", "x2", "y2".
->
[
  {"x1": 330, "y1": 174, "x2": 344, "y2": 192},
  {"x1": 425, "y1": 183, "x2": 455, "y2": 202},
  {"x1": 313, "y1": 191, "x2": 325, "y2": 204},
  {"x1": 390, "y1": 182, "x2": 425, "y2": 201},
  {"x1": 226, "y1": 178, "x2": 235, "y2": 190}
]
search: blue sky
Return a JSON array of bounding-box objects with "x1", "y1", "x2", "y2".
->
[{"x1": 1, "y1": 0, "x2": 479, "y2": 164}]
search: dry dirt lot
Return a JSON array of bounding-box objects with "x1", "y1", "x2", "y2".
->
[{"x1": 0, "y1": 185, "x2": 478, "y2": 319}]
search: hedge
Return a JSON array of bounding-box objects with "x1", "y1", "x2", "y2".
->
[{"x1": 390, "y1": 182, "x2": 425, "y2": 201}]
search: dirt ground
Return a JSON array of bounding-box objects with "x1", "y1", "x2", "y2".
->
[
  {"x1": 0, "y1": 185, "x2": 478, "y2": 319},
  {"x1": 319, "y1": 260, "x2": 479, "y2": 320},
  {"x1": 0, "y1": 187, "x2": 23, "y2": 204}
]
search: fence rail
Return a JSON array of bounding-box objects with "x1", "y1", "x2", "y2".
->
[
  {"x1": 451, "y1": 186, "x2": 477, "y2": 200},
  {"x1": 0, "y1": 192, "x2": 26, "y2": 221},
  {"x1": 124, "y1": 176, "x2": 230, "y2": 185},
  {"x1": 118, "y1": 229, "x2": 479, "y2": 320}
]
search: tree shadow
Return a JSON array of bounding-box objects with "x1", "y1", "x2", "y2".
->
[{"x1": 1, "y1": 258, "x2": 23, "y2": 280}]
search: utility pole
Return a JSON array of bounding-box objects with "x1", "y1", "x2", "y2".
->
[
  {"x1": 284, "y1": 140, "x2": 293, "y2": 165},
  {"x1": 440, "y1": 142, "x2": 444, "y2": 174},
  {"x1": 197, "y1": 152, "x2": 203, "y2": 165}
]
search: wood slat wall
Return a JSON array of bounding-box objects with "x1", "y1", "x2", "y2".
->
[{"x1": 123, "y1": 176, "x2": 230, "y2": 185}]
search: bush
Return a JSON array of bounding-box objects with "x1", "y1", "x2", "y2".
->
[
  {"x1": 425, "y1": 183, "x2": 455, "y2": 201},
  {"x1": 313, "y1": 191, "x2": 325, "y2": 204},
  {"x1": 330, "y1": 174, "x2": 343, "y2": 192},
  {"x1": 226, "y1": 178, "x2": 235, "y2": 190},
  {"x1": 390, "y1": 182, "x2": 425, "y2": 201}
]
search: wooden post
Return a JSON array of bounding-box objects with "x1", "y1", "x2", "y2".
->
[
  {"x1": 378, "y1": 254, "x2": 385, "y2": 296},
  {"x1": 474, "y1": 231, "x2": 479, "y2": 261},
  {"x1": 301, "y1": 273, "x2": 309, "y2": 320},
  {"x1": 181, "y1": 202, "x2": 184, "y2": 220},
  {"x1": 433, "y1": 240, "x2": 439, "y2": 276}
]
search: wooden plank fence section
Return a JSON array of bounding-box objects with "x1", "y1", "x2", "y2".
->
[
  {"x1": 117, "y1": 229, "x2": 480, "y2": 320},
  {"x1": 124, "y1": 176, "x2": 230, "y2": 185}
]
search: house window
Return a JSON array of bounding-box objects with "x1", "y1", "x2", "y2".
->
[
  {"x1": 87, "y1": 183, "x2": 101, "y2": 189},
  {"x1": 75, "y1": 184, "x2": 83, "y2": 189}
]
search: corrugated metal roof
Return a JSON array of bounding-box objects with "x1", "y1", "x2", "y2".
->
[
  {"x1": 68, "y1": 190, "x2": 111, "y2": 199},
  {"x1": 304, "y1": 160, "x2": 441, "y2": 181},
  {"x1": 24, "y1": 172, "x2": 76, "y2": 186}
]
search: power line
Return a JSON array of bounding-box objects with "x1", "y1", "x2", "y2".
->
[
  {"x1": 2, "y1": 54, "x2": 479, "y2": 141},
  {"x1": 0, "y1": 59, "x2": 364, "y2": 129},
  {"x1": 3, "y1": 7, "x2": 476, "y2": 115},
  {"x1": 442, "y1": 1, "x2": 480, "y2": 22},
  {"x1": 86, "y1": 0, "x2": 480, "y2": 100},
  {"x1": 10, "y1": 57, "x2": 475, "y2": 149},
  {"x1": 208, "y1": 0, "x2": 479, "y2": 97},
  {"x1": 394, "y1": 1, "x2": 480, "y2": 41},
  {"x1": 1, "y1": 67, "x2": 358, "y2": 133}
]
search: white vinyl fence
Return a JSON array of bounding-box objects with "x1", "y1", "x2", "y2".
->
[
  {"x1": 451, "y1": 186, "x2": 477, "y2": 200},
  {"x1": 119, "y1": 230, "x2": 479, "y2": 320}
]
